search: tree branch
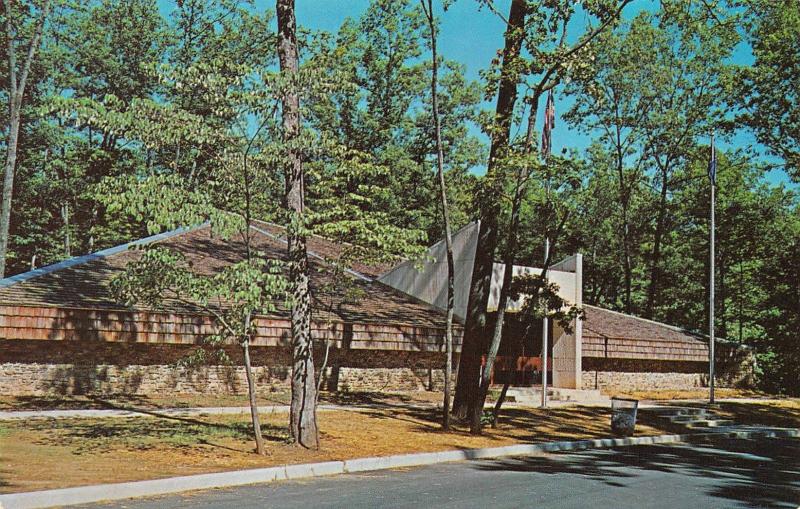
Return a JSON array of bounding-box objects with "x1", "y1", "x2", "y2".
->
[{"x1": 16, "y1": 0, "x2": 51, "y2": 101}]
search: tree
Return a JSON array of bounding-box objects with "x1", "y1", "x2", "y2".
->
[
  {"x1": 735, "y1": 0, "x2": 800, "y2": 178},
  {"x1": 452, "y1": 0, "x2": 528, "y2": 422},
  {"x1": 277, "y1": 0, "x2": 319, "y2": 449},
  {"x1": 455, "y1": 0, "x2": 632, "y2": 431},
  {"x1": 111, "y1": 228, "x2": 288, "y2": 456},
  {"x1": 420, "y1": 0, "x2": 455, "y2": 430},
  {"x1": 303, "y1": 0, "x2": 484, "y2": 241},
  {"x1": 1, "y1": 0, "x2": 51, "y2": 277},
  {"x1": 565, "y1": 3, "x2": 737, "y2": 318}
]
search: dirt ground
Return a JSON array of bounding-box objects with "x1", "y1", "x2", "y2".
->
[
  {"x1": 604, "y1": 388, "x2": 772, "y2": 401},
  {"x1": 0, "y1": 388, "x2": 783, "y2": 412},
  {"x1": 0, "y1": 390, "x2": 444, "y2": 411},
  {"x1": 0, "y1": 404, "x2": 662, "y2": 494},
  {"x1": 1, "y1": 394, "x2": 797, "y2": 495}
]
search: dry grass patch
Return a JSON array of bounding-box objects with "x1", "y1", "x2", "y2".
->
[
  {"x1": 0, "y1": 404, "x2": 666, "y2": 494},
  {"x1": 605, "y1": 388, "x2": 771, "y2": 401},
  {"x1": 0, "y1": 391, "x2": 443, "y2": 412}
]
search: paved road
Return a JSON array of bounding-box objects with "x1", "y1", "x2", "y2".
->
[{"x1": 81, "y1": 437, "x2": 799, "y2": 509}]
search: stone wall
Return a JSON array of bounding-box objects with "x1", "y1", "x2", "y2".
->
[
  {"x1": 0, "y1": 338, "x2": 755, "y2": 396},
  {"x1": 581, "y1": 369, "x2": 708, "y2": 391},
  {"x1": 581, "y1": 354, "x2": 755, "y2": 392},
  {"x1": 0, "y1": 339, "x2": 452, "y2": 396}
]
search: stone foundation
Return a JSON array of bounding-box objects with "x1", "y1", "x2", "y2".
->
[
  {"x1": 581, "y1": 370, "x2": 708, "y2": 391},
  {"x1": 0, "y1": 362, "x2": 453, "y2": 396},
  {"x1": 0, "y1": 338, "x2": 754, "y2": 396},
  {"x1": 0, "y1": 339, "x2": 452, "y2": 396},
  {"x1": 581, "y1": 355, "x2": 755, "y2": 391}
]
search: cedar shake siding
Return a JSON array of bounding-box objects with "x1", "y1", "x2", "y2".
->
[{"x1": 581, "y1": 305, "x2": 755, "y2": 390}]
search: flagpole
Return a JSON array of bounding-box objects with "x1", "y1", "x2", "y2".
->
[
  {"x1": 540, "y1": 90, "x2": 554, "y2": 409},
  {"x1": 709, "y1": 133, "x2": 716, "y2": 405},
  {"x1": 541, "y1": 236, "x2": 549, "y2": 408}
]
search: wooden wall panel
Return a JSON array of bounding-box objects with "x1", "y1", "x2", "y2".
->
[
  {"x1": 582, "y1": 334, "x2": 710, "y2": 362},
  {"x1": 0, "y1": 304, "x2": 463, "y2": 353}
]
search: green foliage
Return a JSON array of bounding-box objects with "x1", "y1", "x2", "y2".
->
[
  {"x1": 733, "y1": 0, "x2": 800, "y2": 177},
  {"x1": 508, "y1": 274, "x2": 584, "y2": 334},
  {"x1": 1, "y1": 0, "x2": 798, "y2": 396},
  {"x1": 111, "y1": 245, "x2": 288, "y2": 340}
]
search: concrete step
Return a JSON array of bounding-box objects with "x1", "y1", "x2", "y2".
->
[
  {"x1": 665, "y1": 413, "x2": 719, "y2": 423},
  {"x1": 647, "y1": 407, "x2": 713, "y2": 417},
  {"x1": 505, "y1": 387, "x2": 611, "y2": 405},
  {"x1": 686, "y1": 419, "x2": 735, "y2": 428}
]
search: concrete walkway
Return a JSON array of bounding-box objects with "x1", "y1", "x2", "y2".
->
[
  {"x1": 0, "y1": 404, "x2": 357, "y2": 421},
  {"x1": 0, "y1": 397, "x2": 783, "y2": 420}
]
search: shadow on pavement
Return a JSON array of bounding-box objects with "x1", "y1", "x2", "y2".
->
[{"x1": 474, "y1": 437, "x2": 800, "y2": 508}]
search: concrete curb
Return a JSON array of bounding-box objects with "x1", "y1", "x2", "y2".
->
[{"x1": 0, "y1": 427, "x2": 796, "y2": 509}]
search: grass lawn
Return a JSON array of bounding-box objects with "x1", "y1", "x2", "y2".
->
[{"x1": 0, "y1": 404, "x2": 666, "y2": 494}]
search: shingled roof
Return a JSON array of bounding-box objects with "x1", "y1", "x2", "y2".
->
[
  {"x1": 583, "y1": 304, "x2": 706, "y2": 345},
  {"x1": 0, "y1": 223, "x2": 446, "y2": 327}
]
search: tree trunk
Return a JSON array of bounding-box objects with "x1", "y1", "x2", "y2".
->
[
  {"x1": 719, "y1": 255, "x2": 728, "y2": 340},
  {"x1": 645, "y1": 167, "x2": 669, "y2": 319},
  {"x1": 242, "y1": 338, "x2": 266, "y2": 455},
  {"x1": 277, "y1": 0, "x2": 319, "y2": 449},
  {"x1": 620, "y1": 182, "x2": 633, "y2": 313},
  {"x1": 452, "y1": 0, "x2": 527, "y2": 420},
  {"x1": 491, "y1": 378, "x2": 511, "y2": 429},
  {"x1": 422, "y1": 0, "x2": 454, "y2": 430},
  {"x1": 0, "y1": 0, "x2": 51, "y2": 278},
  {"x1": 61, "y1": 203, "x2": 71, "y2": 258},
  {"x1": 0, "y1": 99, "x2": 21, "y2": 278},
  {"x1": 471, "y1": 222, "x2": 517, "y2": 433},
  {"x1": 612, "y1": 121, "x2": 633, "y2": 313},
  {"x1": 470, "y1": 83, "x2": 543, "y2": 433}
]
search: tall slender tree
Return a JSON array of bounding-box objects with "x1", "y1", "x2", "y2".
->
[
  {"x1": 1, "y1": 0, "x2": 51, "y2": 278},
  {"x1": 455, "y1": 0, "x2": 631, "y2": 427},
  {"x1": 420, "y1": 0, "x2": 455, "y2": 430},
  {"x1": 276, "y1": 0, "x2": 319, "y2": 449}
]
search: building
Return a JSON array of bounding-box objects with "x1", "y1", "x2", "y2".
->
[
  {"x1": 378, "y1": 222, "x2": 754, "y2": 392},
  {"x1": 0, "y1": 222, "x2": 462, "y2": 396},
  {"x1": 0, "y1": 221, "x2": 752, "y2": 396}
]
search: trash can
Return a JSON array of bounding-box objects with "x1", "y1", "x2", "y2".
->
[{"x1": 610, "y1": 397, "x2": 639, "y2": 436}]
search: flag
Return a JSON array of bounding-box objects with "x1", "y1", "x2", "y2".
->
[
  {"x1": 708, "y1": 134, "x2": 717, "y2": 185},
  {"x1": 541, "y1": 90, "x2": 555, "y2": 159}
]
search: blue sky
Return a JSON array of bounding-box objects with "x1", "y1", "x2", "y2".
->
[{"x1": 157, "y1": 0, "x2": 792, "y2": 187}]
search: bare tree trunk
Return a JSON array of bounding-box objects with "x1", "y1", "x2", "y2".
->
[
  {"x1": 645, "y1": 166, "x2": 669, "y2": 318},
  {"x1": 242, "y1": 337, "x2": 266, "y2": 455},
  {"x1": 452, "y1": 0, "x2": 527, "y2": 420},
  {"x1": 61, "y1": 203, "x2": 71, "y2": 258},
  {"x1": 0, "y1": 99, "x2": 21, "y2": 278},
  {"x1": 277, "y1": 0, "x2": 319, "y2": 449},
  {"x1": 421, "y1": 0, "x2": 454, "y2": 431},
  {"x1": 0, "y1": 0, "x2": 50, "y2": 278},
  {"x1": 316, "y1": 333, "x2": 332, "y2": 400},
  {"x1": 491, "y1": 210, "x2": 567, "y2": 427},
  {"x1": 89, "y1": 208, "x2": 97, "y2": 253}
]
